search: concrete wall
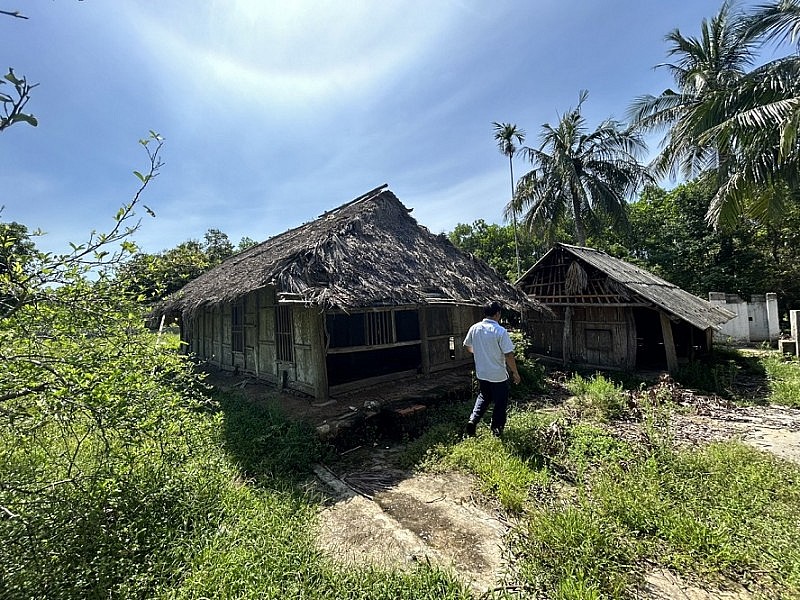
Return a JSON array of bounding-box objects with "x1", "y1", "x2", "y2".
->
[{"x1": 709, "y1": 292, "x2": 779, "y2": 343}]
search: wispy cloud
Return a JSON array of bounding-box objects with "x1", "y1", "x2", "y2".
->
[{"x1": 125, "y1": 1, "x2": 460, "y2": 114}]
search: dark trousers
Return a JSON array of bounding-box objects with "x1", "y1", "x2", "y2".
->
[{"x1": 469, "y1": 379, "x2": 509, "y2": 433}]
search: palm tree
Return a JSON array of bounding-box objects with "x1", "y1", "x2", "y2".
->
[
  {"x1": 627, "y1": 1, "x2": 758, "y2": 184},
  {"x1": 509, "y1": 91, "x2": 651, "y2": 247},
  {"x1": 627, "y1": 0, "x2": 800, "y2": 227},
  {"x1": 492, "y1": 122, "x2": 525, "y2": 279},
  {"x1": 698, "y1": 0, "x2": 800, "y2": 225}
]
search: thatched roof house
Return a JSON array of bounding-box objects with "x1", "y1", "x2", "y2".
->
[
  {"x1": 516, "y1": 243, "x2": 734, "y2": 372},
  {"x1": 159, "y1": 185, "x2": 545, "y2": 398}
]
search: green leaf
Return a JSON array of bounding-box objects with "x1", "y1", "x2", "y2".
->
[
  {"x1": 133, "y1": 171, "x2": 145, "y2": 183},
  {"x1": 4, "y1": 69, "x2": 21, "y2": 85}
]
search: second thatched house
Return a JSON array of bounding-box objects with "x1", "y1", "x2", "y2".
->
[
  {"x1": 157, "y1": 185, "x2": 545, "y2": 399},
  {"x1": 516, "y1": 243, "x2": 735, "y2": 373}
]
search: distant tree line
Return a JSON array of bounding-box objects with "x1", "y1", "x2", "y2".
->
[{"x1": 117, "y1": 229, "x2": 258, "y2": 302}]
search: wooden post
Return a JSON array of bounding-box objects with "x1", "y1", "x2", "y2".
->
[
  {"x1": 313, "y1": 310, "x2": 329, "y2": 400},
  {"x1": 419, "y1": 307, "x2": 431, "y2": 375},
  {"x1": 562, "y1": 306, "x2": 572, "y2": 366},
  {"x1": 660, "y1": 312, "x2": 678, "y2": 373},
  {"x1": 625, "y1": 309, "x2": 637, "y2": 370}
]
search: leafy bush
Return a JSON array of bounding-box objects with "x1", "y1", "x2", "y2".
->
[{"x1": 508, "y1": 330, "x2": 547, "y2": 399}]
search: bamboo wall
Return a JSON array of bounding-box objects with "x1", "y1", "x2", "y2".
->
[{"x1": 184, "y1": 288, "x2": 326, "y2": 397}]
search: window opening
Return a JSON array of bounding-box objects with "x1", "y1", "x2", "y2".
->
[
  {"x1": 276, "y1": 305, "x2": 294, "y2": 363},
  {"x1": 365, "y1": 311, "x2": 393, "y2": 346},
  {"x1": 231, "y1": 300, "x2": 244, "y2": 353}
]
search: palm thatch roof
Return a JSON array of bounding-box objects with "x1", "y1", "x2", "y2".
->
[
  {"x1": 517, "y1": 243, "x2": 734, "y2": 331},
  {"x1": 158, "y1": 185, "x2": 545, "y2": 317}
]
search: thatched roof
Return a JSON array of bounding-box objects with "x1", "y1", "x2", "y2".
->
[
  {"x1": 158, "y1": 185, "x2": 545, "y2": 317},
  {"x1": 517, "y1": 243, "x2": 734, "y2": 331}
]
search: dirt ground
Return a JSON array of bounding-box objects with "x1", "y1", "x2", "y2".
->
[{"x1": 206, "y1": 367, "x2": 800, "y2": 598}]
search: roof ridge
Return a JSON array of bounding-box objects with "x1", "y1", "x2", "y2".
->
[{"x1": 317, "y1": 183, "x2": 389, "y2": 220}]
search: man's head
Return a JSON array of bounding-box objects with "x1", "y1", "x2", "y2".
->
[{"x1": 483, "y1": 301, "x2": 502, "y2": 319}]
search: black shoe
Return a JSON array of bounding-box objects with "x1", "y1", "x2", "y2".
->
[
  {"x1": 491, "y1": 427, "x2": 503, "y2": 438},
  {"x1": 465, "y1": 421, "x2": 476, "y2": 437}
]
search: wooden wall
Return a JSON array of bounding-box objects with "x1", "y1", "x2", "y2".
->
[
  {"x1": 184, "y1": 288, "x2": 325, "y2": 397},
  {"x1": 527, "y1": 305, "x2": 636, "y2": 370},
  {"x1": 424, "y1": 304, "x2": 480, "y2": 372},
  {"x1": 186, "y1": 296, "x2": 481, "y2": 398}
]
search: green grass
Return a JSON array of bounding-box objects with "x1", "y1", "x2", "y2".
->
[
  {"x1": 420, "y1": 403, "x2": 800, "y2": 599},
  {"x1": 441, "y1": 433, "x2": 549, "y2": 513},
  {"x1": 0, "y1": 390, "x2": 471, "y2": 600},
  {"x1": 762, "y1": 354, "x2": 800, "y2": 408}
]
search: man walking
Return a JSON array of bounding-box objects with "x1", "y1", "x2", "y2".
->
[{"x1": 464, "y1": 301, "x2": 520, "y2": 437}]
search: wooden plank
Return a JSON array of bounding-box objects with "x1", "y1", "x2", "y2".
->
[
  {"x1": 419, "y1": 307, "x2": 431, "y2": 374},
  {"x1": 326, "y1": 340, "x2": 422, "y2": 354},
  {"x1": 329, "y1": 369, "x2": 419, "y2": 395},
  {"x1": 625, "y1": 309, "x2": 637, "y2": 370},
  {"x1": 660, "y1": 312, "x2": 679, "y2": 373},
  {"x1": 312, "y1": 310, "x2": 328, "y2": 399}
]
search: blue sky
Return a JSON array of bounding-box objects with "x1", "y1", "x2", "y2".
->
[{"x1": 1, "y1": 0, "x2": 764, "y2": 256}]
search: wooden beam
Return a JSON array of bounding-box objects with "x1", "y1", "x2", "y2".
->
[
  {"x1": 326, "y1": 340, "x2": 422, "y2": 355},
  {"x1": 660, "y1": 312, "x2": 678, "y2": 373},
  {"x1": 562, "y1": 306, "x2": 572, "y2": 366},
  {"x1": 313, "y1": 310, "x2": 329, "y2": 400}
]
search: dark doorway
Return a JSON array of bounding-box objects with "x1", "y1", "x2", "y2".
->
[
  {"x1": 326, "y1": 345, "x2": 422, "y2": 386},
  {"x1": 633, "y1": 308, "x2": 666, "y2": 370}
]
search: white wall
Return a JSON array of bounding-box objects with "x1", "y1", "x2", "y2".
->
[{"x1": 709, "y1": 292, "x2": 779, "y2": 343}]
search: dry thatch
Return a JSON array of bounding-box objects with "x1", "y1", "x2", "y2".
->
[{"x1": 157, "y1": 185, "x2": 545, "y2": 317}]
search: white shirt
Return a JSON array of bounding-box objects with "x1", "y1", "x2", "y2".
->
[{"x1": 463, "y1": 318, "x2": 514, "y2": 382}]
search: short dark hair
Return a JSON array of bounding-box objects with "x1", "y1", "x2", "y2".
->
[{"x1": 484, "y1": 301, "x2": 502, "y2": 317}]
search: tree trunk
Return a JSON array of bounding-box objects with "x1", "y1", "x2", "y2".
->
[
  {"x1": 509, "y1": 155, "x2": 521, "y2": 280},
  {"x1": 571, "y1": 192, "x2": 587, "y2": 246}
]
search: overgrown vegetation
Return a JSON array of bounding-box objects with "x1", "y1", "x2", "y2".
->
[
  {"x1": 762, "y1": 354, "x2": 800, "y2": 409},
  {"x1": 414, "y1": 363, "x2": 800, "y2": 599},
  {"x1": 0, "y1": 138, "x2": 472, "y2": 600}
]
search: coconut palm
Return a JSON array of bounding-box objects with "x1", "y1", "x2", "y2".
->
[
  {"x1": 509, "y1": 91, "x2": 651, "y2": 247},
  {"x1": 698, "y1": 0, "x2": 800, "y2": 225},
  {"x1": 627, "y1": 0, "x2": 758, "y2": 183},
  {"x1": 492, "y1": 122, "x2": 525, "y2": 279},
  {"x1": 628, "y1": 0, "x2": 800, "y2": 227}
]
